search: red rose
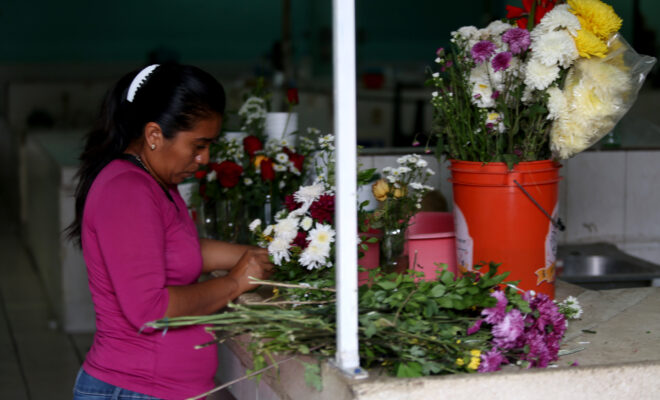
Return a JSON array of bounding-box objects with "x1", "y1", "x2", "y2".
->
[
  {"x1": 243, "y1": 135, "x2": 263, "y2": 156},
  {"x1": 194, "y1": 170, "x2": 208, "y2": 180},
  {"x1": 213, "y1": 160, "x2": 243, "y2": 188},
  {"x1": 260, "y1": 158, "x2": 275, "y2": 181},
  {"x1": 287, "y1": 88, "x2": 299, "y2": 105},
  {"x1": 289, "y1": 153, "x2": 305, "y2": 173}
]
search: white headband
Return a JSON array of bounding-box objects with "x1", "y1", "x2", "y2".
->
[{"x1": 126, "y1": 64, "x2": 159, "y2": 103}]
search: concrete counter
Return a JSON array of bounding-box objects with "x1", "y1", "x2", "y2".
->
[{"x1": 216, "y1": 281, "x2": 660, "y2": 399}]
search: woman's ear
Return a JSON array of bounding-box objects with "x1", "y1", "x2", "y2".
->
[{"x1": 144, "y1": 122, "x2": 164, "y2": 151}]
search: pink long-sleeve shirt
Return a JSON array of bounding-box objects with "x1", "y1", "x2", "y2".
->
[{"x1": 81, "y1": 159, "x2": 216, "y2": 400}]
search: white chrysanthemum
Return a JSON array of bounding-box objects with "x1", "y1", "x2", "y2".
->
[
  {"x1": 249, "y1": 219, "x2": 261, "y2": 233},
  {"x1": 268, "y1": 237, "x2": 291, "y2": 266},
  {"x1": 524, "y1": 58, "x2": 560, "y2": 91},
  {"x1": 294, "y1": 182, "x2": 325, "y2": 205},
  {"x1": 487, "y1": 20, "x2": 514, "y2": 37},
  {"x1": 531, "y1": 30, "x2": 578, "y2": 68},
  {"x1": 274, "y1": 217, "x2": 299, "y2": 242},
  {"x1": 300, "y1": 216, "x2": 313, "y2": 231},
  {"x1": 308, "y1": 223, "x2": 335, "y2": 248},
  {"x1": 299, "y1": 243, "x2": 331, "y2": 270},
  {"x1": 263, "y1": 224, "x2": 274, "y2": 236},
  {"x1": 206, "y1": 170, "x2": 217, "y2": 182},
  {"x1": 454, "y1": 25, "x2": 478, "y2": 40},
  {"x1": 533, "y1": 4, "x2": 581, "y2": 38},
  {"x1": 274, "y1": 164, "x2": 287, "y2": 172},
  {"x1": 319, "y1": 134, "x2": 335, "y2": 150},
  {"x1": 546, "y1": 87, "x2": 567, "y2": 120}
]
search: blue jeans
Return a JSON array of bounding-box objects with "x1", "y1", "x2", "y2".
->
[{"x1": 72, "y1": 368, "x2": 161, "y2": 399}]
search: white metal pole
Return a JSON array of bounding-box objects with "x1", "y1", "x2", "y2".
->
[{"x1": 332, "y1": 0, "x2": 361, "y2": 374}]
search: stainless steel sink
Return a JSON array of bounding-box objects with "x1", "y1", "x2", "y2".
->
[{"x1": 557, "y1": 243, "x2": 660, "y2": 290}]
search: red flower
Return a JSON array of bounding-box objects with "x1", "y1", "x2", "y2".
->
[
  {"x1": 293, "y1": 231, "x2": 308, "y2": 249},
  {"x1": 284, "y1": 194, "x2": 302, "y2": 211},
  {"x1": 260, "y1": 158, "x2": 275, "y2": 181},
  {"x1": 194, "y1": 170, "x2": 208, "y2": 180},
  {"x1": 243, "y1": 135, "x2": 263, "y2": 157},
  {"x1": 309, "y1": 194, "x2": 335, "y2": 224},
  {"x1": 289, "y1": 153, "x2": 305, "y2": 173},
  {"x1": 212, "y1": 160, "x2": 243, "y2": 188},
  {"x1": 287, "y1": 88, "x2": 299, "y2": 105},
  {"x1": 506, "y1": 0, "x2": 557, "y2": 29}
]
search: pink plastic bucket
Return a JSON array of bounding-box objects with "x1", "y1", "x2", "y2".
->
[
  {"x1": 405, "y1": 212, "x2": 457, "y2": 280},
  {"x1": 358, "y1": 229, "x2": 380, "y2": 285}
]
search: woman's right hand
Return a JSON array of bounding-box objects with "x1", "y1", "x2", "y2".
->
[{"x1": 227, "y1": 247, "x2": 274, "y2": 296}]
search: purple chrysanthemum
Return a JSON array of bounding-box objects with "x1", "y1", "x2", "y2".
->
[
  {"x1": 491, "y1": 90, "x2": 501, "y2": 100},
  {"x1": 502, "y1": 28, "x2": 531, "y2": 54},
  {"x1": 467, "y1": 319, "x2": 484, "y2": 335},
  {"x1": 492, "y1": 309, "x2": 525, "y2": 350},
  {"x1": 478, "y1": 348, "x2": 508, "y2": 372},
  {"x1": 492, "y1": 52, "x2": 513, "y2": 72},
  {"x1": 470, "y1": 40, "x2": 497, "y2": 64},
  {"x1": 482, "y1": 290, "x2": 507, "y2": 324}
]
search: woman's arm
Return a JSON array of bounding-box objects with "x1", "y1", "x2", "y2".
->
[
  {"x1": 165, "y1": 247, "x2": 273, "y2": 317},
  {"x1": 199, "y1": 238, "x2": 255, "y2": 273}
]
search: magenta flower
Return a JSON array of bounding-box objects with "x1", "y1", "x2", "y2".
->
[
  {"x1": 492, "y1": 52, "x2": 512, "y2": 72},
  {"x1": 502, "y1": 28, "x2": 531, "y2": 54},
  {"x1": 478, "y1": 348, "x2": 508, "y2": 372},
  {"x1": 467, "y1": 319, "x2": 484, "y2": 335},
  {"x1": 492, "y1": 309, "x2": 525, "y2": 350},
  {"x1": 470, "y1": 40, "x2": 496, "y2": 64},
  {"x1": 491, "y1": 90, "x2": 501, "y2": 100},
  {"x1": 482, "y1": 290, "x2": 507, "y2": 324}
]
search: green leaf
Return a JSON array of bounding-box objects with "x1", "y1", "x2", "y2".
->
[
  {"x1": 430, "y1": 285, "x2": 446, "y2": 298},
  {"x1": 396, "y1": 362, "x2": 423, "y2": 378},
  {"x1": 303, "y1": 362, "x2": 323, "y2": 391},
  {"x1": 440, "y1": 271, "x2": 455, "y2": 285},
  {"x1": 377, "y1": 281, "x2": 398, "y2": 290}
]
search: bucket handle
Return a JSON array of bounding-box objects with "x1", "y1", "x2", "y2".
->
[{"x1": 513, "y1": 180, "x2": 566, "y2": 231}]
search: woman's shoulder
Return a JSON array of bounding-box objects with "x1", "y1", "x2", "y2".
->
[{"x1": 91, "y1": 159, "x2": 161, "y2": 201}]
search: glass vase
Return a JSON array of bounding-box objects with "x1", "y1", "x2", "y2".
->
[{"x1": 380, "y1": 227, "x2": 407, "y2": 272}]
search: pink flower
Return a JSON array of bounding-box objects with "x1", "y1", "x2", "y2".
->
[
  {"x1": 491, "y1": 52, "x2": 512, "y2": 72},
  {"x1": 467, "y1": 319, "x2": 484, "y2": 335},
  {"x1": 502, "y1": 28, "x2": 531, "y2": 54},
  {"x1": 470, "y1": 40, "x2": 496, "y2": 64}
]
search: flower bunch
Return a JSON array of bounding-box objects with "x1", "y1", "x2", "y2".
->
[
  {"x1": 249, "y1": 180, "x2": 336, "y2": 281},
  {"x1": 369, "y1": 154, "x2": 435, "y2": 236},
  {"x1": 467, "y1": 288, "x2": 567, "y2": 371},
  {"x1": 430, "y1": 0, "x2": 654, "y2": 165}
]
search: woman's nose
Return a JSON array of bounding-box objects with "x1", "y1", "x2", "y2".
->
[{"x1": 196, "y1": 149, "x2": 210, "y2": 165}]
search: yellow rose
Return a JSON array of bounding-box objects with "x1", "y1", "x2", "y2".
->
[
  {"x1": 393, "y1": 186, "x2": 407, "y2": 198},
  {"x1": 372, "y1": 179, "x2": 390, "y2": 201}
]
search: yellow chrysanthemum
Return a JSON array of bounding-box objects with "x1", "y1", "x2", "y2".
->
[
  {"x1": 467, "y1": 355, "x2": 481, "y2": 370},
  {"x1": 568, "y1": 0, "x2": 622, "y2": 40},
  {"x1": 456, "y1": 358, "x2": 465, "y2": 367},
  {"x1": 573, "y1": 28, "x2": 608, "y2": 58}
]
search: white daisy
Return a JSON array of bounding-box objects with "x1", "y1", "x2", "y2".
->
[
  {"x1": 275, "y1": 152, "x2": 289, "y2": 164},
  {"x1": 426, "y1": 168, "x2": 435, "y2": 176},
  {"x1": 273, "y1": 164, "x2": 287, "y2": 172},
  {"x1": 416, "y1": 159, "x2": 428, "y2": 168},
  {"x1": 486, "y1": 20, "x2": 513, "y2": 37},
  {"x1": 243, "y1": 177, "x2": 253, "y2": 186},
  {"x1": 409, "y1": 182, "x2": 424, "y2": 190},
  {"x1": 307, "y1": 223, "x2": 335, "y2": 248}
]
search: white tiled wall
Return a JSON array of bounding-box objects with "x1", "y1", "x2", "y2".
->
[{"x1": 366, "y1": 151, "x2": 660, "y2": 265}]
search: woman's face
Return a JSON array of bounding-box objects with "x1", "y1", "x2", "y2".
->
[{"x1": 153, "y1": 115, "x2": 222, "y2": 185}]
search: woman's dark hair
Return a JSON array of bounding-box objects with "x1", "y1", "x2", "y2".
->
[{"x1": 67, "y1": 64, "x2": 226, "y2": 246}]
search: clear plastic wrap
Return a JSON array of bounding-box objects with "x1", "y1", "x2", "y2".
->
[{"x1": 550, "y1": 33, "x2": 657, "y2": 159}]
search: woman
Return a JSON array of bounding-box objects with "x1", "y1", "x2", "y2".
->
[{"x1": 68, "y1": 64, "x2": 273, "y2": 399}]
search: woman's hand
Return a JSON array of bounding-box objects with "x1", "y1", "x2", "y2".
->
[{"x1": 227, "y1": 248, "x2": 274, "y2": 296}]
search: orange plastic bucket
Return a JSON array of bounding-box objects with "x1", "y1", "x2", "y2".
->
[{"x1": 450, "y1": 160, "x2": 562, "y2": 298}]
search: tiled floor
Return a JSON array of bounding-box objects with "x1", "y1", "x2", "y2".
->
[{"x1": 0, "y1": 198, "x2": 93, "y2": 399}]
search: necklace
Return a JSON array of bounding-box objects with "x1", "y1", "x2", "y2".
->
[{"x1": 134, "y1": 154, "x2": 149, "y2": 172}]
